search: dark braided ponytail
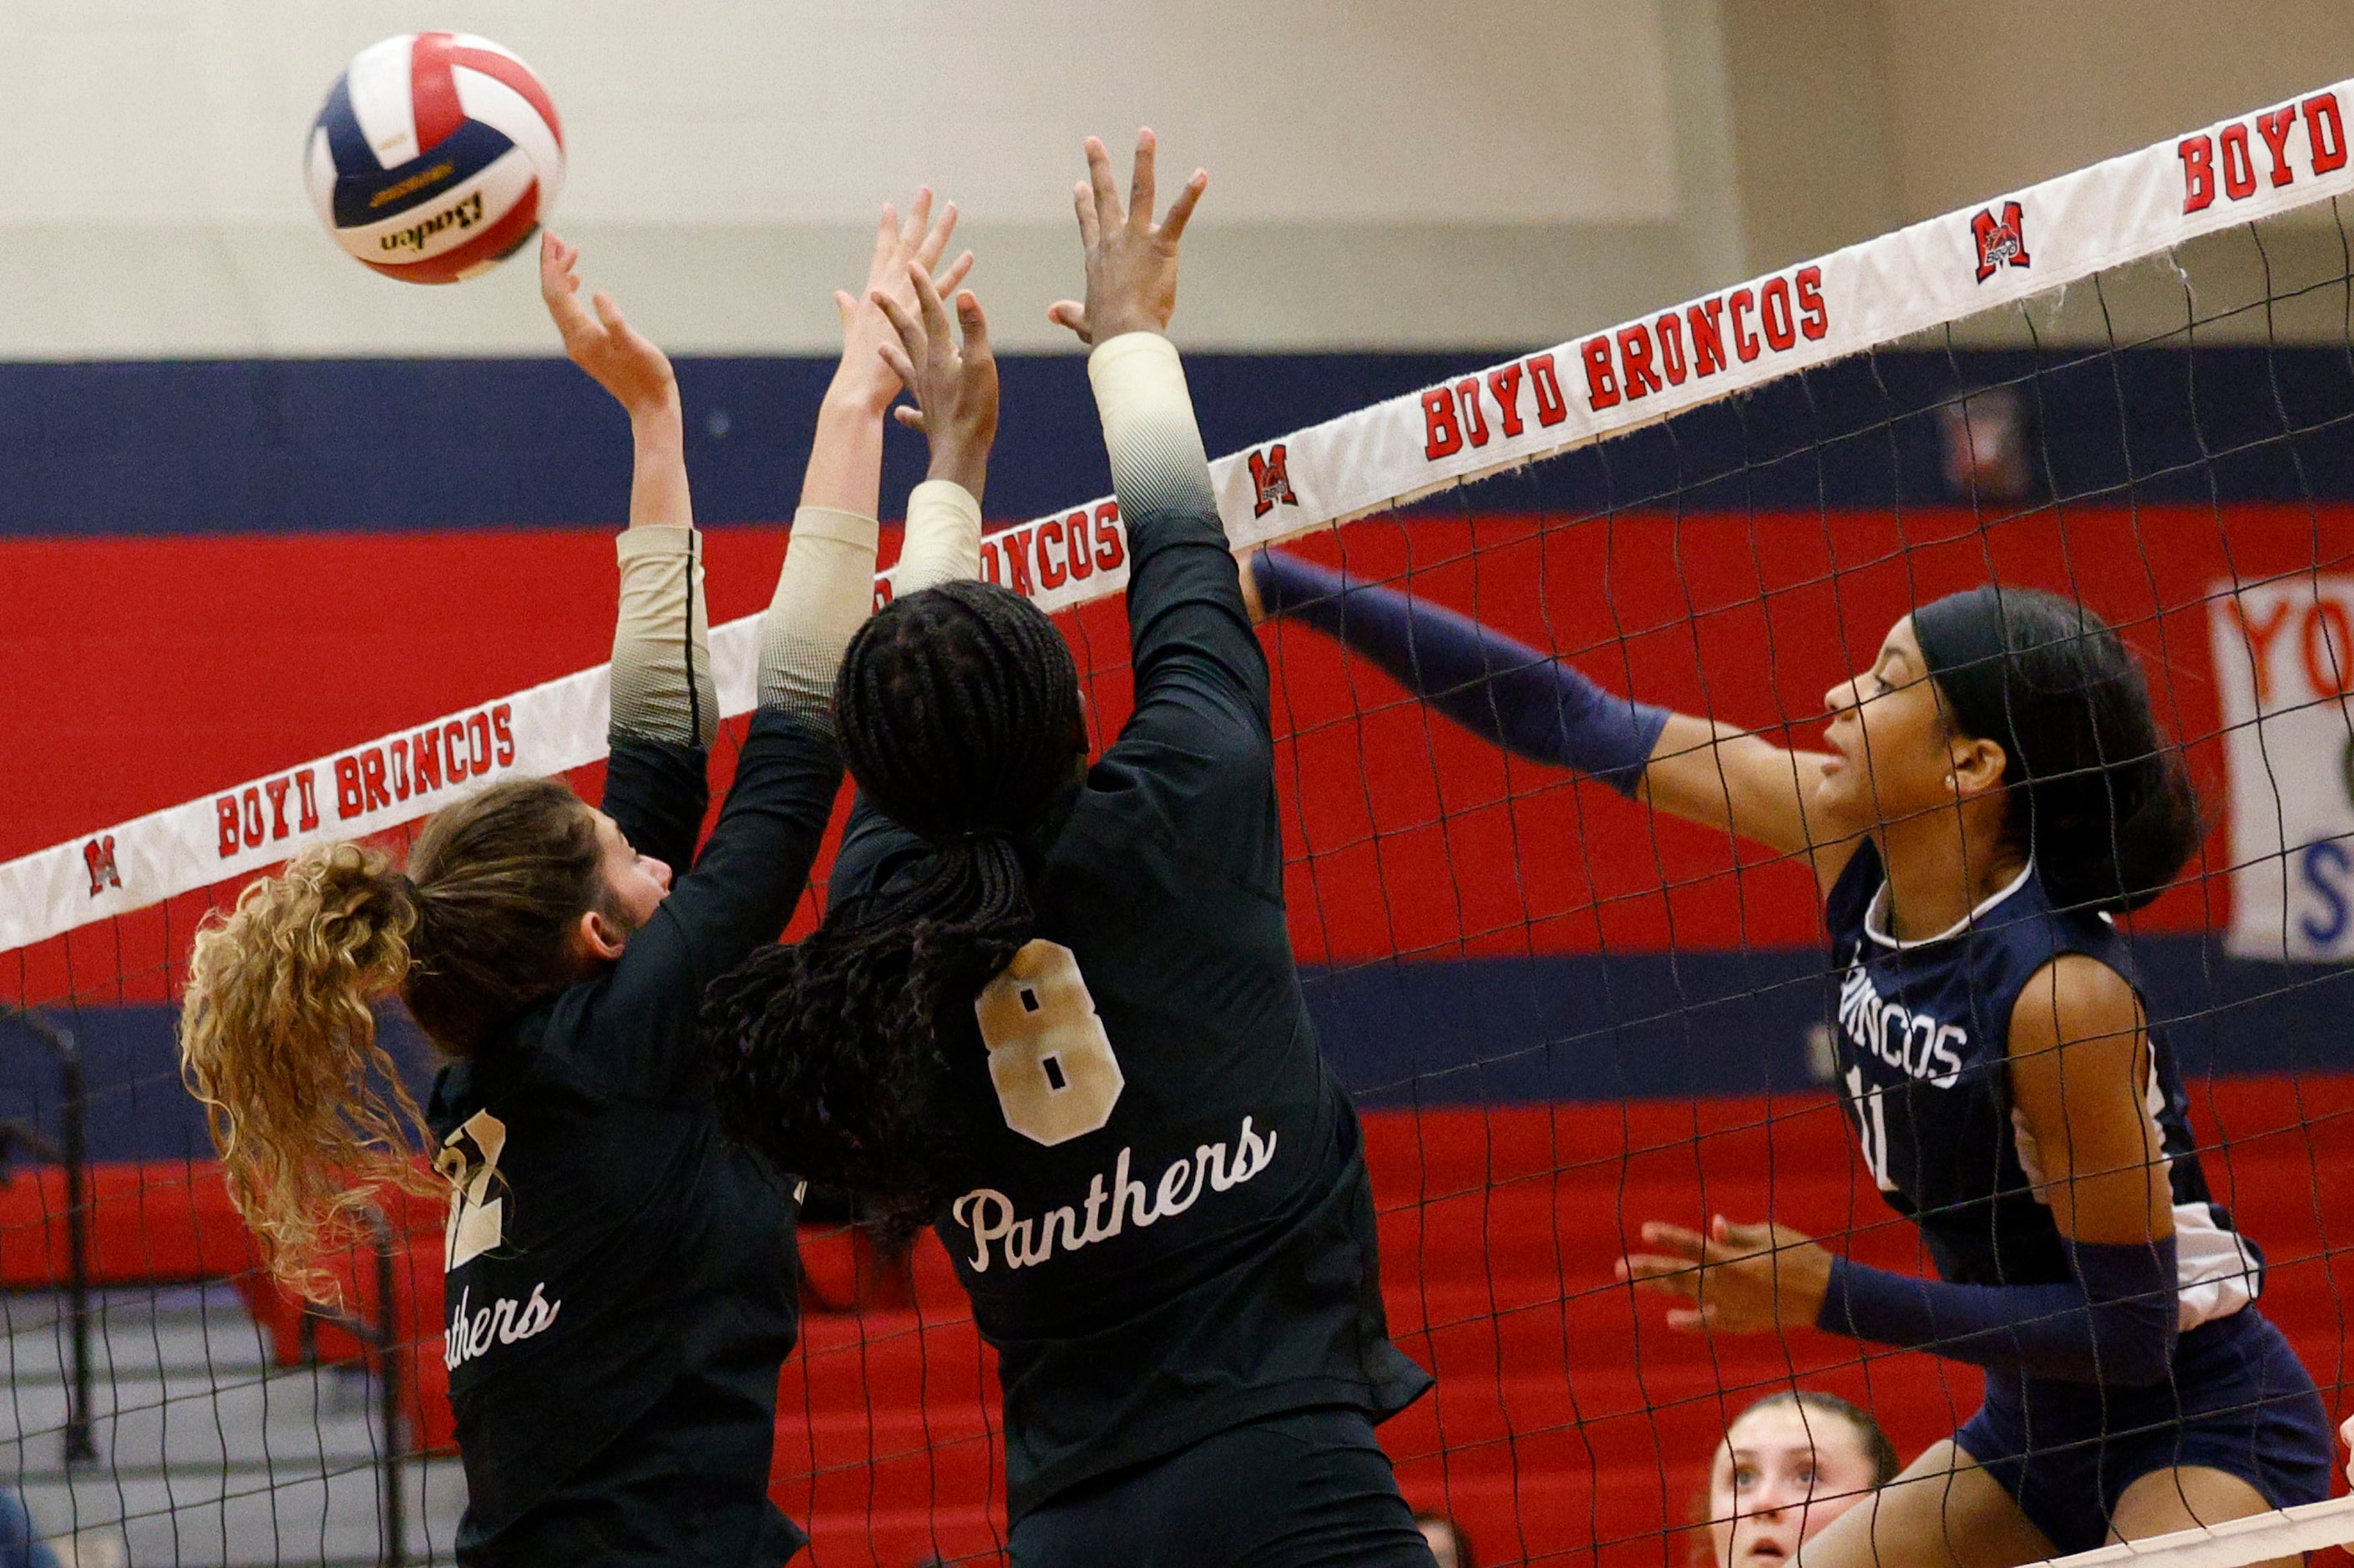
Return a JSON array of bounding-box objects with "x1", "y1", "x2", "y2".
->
[{"x1": 705, "y1": 582, "x2": 1086, "y2": 1232}]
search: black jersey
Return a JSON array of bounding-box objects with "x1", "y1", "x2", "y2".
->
[
  {"x1": 427, "y1": 711, "x2": 842, "y2": 1560},
  {"x1": 1825, "y1": 841, "x2": 2260, "y2": 1320},
  {"x1": 830, "y1": 494, "x2": 1430, "y2": 1521}
]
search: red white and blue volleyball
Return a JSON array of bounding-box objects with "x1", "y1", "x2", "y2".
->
[{"x1": 306, "y1": 33, "x2": 564, "y2": 285}]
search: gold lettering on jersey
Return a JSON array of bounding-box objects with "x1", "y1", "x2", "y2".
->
[
  {"x1": 949, "y1": 1114, "x2": 1279, "y2": 1272},
  {"x1": 435, "y1": 1109, "x2": 508, "y2": 1270}
]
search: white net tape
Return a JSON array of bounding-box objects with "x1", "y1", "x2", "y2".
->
[
  {"x1": 7, "y1": 78, "x2": 2354, "y2": 956},
  {"x1": 2024, "y1": 1494, "x2": 2354, "y2": 1568}
]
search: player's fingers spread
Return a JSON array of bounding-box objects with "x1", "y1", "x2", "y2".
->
[
  {"x1": 910, "y1": 260, "x2": 952, "y2": 341},
  {"x1": 904, "y1": 186, "x2": 934, "y2": 249},
  {"x1": 539, "y1": 239, "x2": 580, "y2": 301},
  {"x1": 1693, "y1": 1238, "x2": 1764, "y2": 1275},
  {"x1": 893, "y1": 404, "x2": 928, "y2": 433},
  {"x1": 1619, "y1": 1254, "x2": 1701, "y2": 1292},
  {"x1": 916, "y1": 199, "x2": 957, "y2": 268},
  {"x1": 877, "y1": 340, "x2": 919, "y2": 388},
  {"x1": 1711, "y1": 1216, "x2": 1776, "y2": 1252},
  {"x1": 1085, "y1": 135, "x2": 1121, "y2": 227},
  {"x1": 1071, "y1": 179, "x2": 1101, "y2": 252},
  {"x1": 1639, "y1": 1221, "x2": 1707, "y2": 1257},
  {"x1": 1047, "y1": 299, "x2": 1091, "y2": 343},
  {"x1": 590, "y1": 291, "x2": 628, "y2": 336},
  {"x1": 956, "y1": 291, "x2": 992, "y2": 359},
  {"x1": 871, "y1": 286, "x2": 921, "y2": 343},
  {"x1": 1159, "y1": 169, "x2": 1209, "y2": 244},
  {"x1": 1128, "y1": 127, "x2": 1156, "y2": 229},
  {"x1": 934, "y1": 249, "x2": 975, "y2": 299},
  {"x1": 544, "y1": 278, "x2": 587, "y2": 326}
]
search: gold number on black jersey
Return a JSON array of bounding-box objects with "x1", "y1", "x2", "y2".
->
[{"x1": 974, "y1": 939, "x2": 1126, "y2": 1146}]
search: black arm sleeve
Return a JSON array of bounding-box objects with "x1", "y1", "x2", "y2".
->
[
  {"x1": 601, "y1": 736, "x2": 711, "y2": 875},
  {"x1": 1086, "y1": 391, "x2": 1278, "y2": 894},
  {"x1": 1084, "y1": 501, "x2": 1281, "y2": 896},
  {"x1": 588, "y1": 709, "x2": 846, "y2": 1098},
  {"x1": 1121, "y1": 498, "x2": 1272, "y2": 743}
]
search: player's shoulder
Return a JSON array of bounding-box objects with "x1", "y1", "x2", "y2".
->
[{"x1": 2007, "y1": 949, "x2": 2141, "y2": 1057}]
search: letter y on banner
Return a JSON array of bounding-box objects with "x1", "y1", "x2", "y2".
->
[{"x1": 2212, "y1": 578, "x2": 2354, "y2": 959}]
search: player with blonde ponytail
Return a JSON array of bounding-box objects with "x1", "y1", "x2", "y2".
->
[
  {"x1": 182, "y1": 777, "x2": 610, "y2": 1301},
  {"x1": 181, "y1": 195, "x2": 975, "y2": 1567}
]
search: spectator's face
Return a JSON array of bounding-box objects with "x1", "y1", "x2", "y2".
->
[
  {"x1": 1708, "y1": 1404, "x2": 1881, "y2": 1568},
  {"x1": 1417, "y1": 1517, "x2": 1463, "y2": 1568}
]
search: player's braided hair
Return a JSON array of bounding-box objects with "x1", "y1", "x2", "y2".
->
[{"x1": 705, "y1": 581, "x2": 1084, "y2": 1235}]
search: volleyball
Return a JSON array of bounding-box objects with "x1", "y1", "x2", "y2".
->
[{"x1": 306, "y1": 33, "x2": 564, "y2": 285}]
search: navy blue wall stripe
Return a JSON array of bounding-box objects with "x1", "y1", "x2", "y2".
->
[
  {"x1": 3, "y1": 346, "x2": 2352, "y2": 537},
  {"x1": 10, "y1": 938, "x2": 2351, "y2": 1163}
]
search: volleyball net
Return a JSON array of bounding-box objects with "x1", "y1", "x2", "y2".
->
[{"x1": 6, "y1": 78, "x2": 2354, "y2": 1568}]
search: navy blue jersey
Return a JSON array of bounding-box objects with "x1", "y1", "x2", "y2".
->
[
  {"x1": 427, "y1": 711, "x2": 841, "y2": 1558},
  {"x1": 1825, "y1": 842, "x2": 2260, "y2": 1319},
  {"x1": 830, "y1": 487, "x2": 1430, "y2": 1521}
]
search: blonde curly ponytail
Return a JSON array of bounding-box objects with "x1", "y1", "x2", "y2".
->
[
  {"x1": 180, "y1": 841, "x2": 442, "y2": 1302},
  {"x1": 180, "y1": 779, "x2": 606, "y2": 1302}
]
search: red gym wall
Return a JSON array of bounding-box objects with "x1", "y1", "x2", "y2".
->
[{"x1": 6, "y1": 502, "x2": 2344, "y2": 959}]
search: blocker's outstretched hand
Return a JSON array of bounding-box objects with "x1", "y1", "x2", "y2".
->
[
  {"x1": 833, "y1": 188, "x2": 974, "y2": 415},
  {"x1": 541, "y1": 232, "x2": 676, "y2": 422},
  {"x1": 1048, "y1": 128, "x2": 1207, "y2": 346},
  {"x1": 1618, "y1": 1216, "x2": 1833, "y2": 1334},
  {"x1": 874, "y1": 261, "x2": 997, "y2": 499}
]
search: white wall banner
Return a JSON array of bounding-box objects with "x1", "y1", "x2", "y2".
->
[{"x1": 2211, "y1": 575, "x2": 2354, "y2": 961}]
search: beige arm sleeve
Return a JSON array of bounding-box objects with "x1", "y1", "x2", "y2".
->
[
  {"x1": 1088, "y1": 331, "x2": 1214, "y2": 516},
  {"x1": 894, "y1": 478, "x2": 983, "y2": 594},
  {"x1": 610, "y1": 524, "x2": 718, "y2": 748},
  {"x1": 757, "y1": 504, "x2": 881, "y2": 729}
]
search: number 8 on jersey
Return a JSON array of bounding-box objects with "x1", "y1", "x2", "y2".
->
[{"x1": 974, "y1": 939, "x2": 1126, "y2": 1146}]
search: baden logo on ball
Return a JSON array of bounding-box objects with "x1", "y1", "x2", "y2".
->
[{"x1": 306, "y1": 32, "x2": 564, "y2": 285}]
